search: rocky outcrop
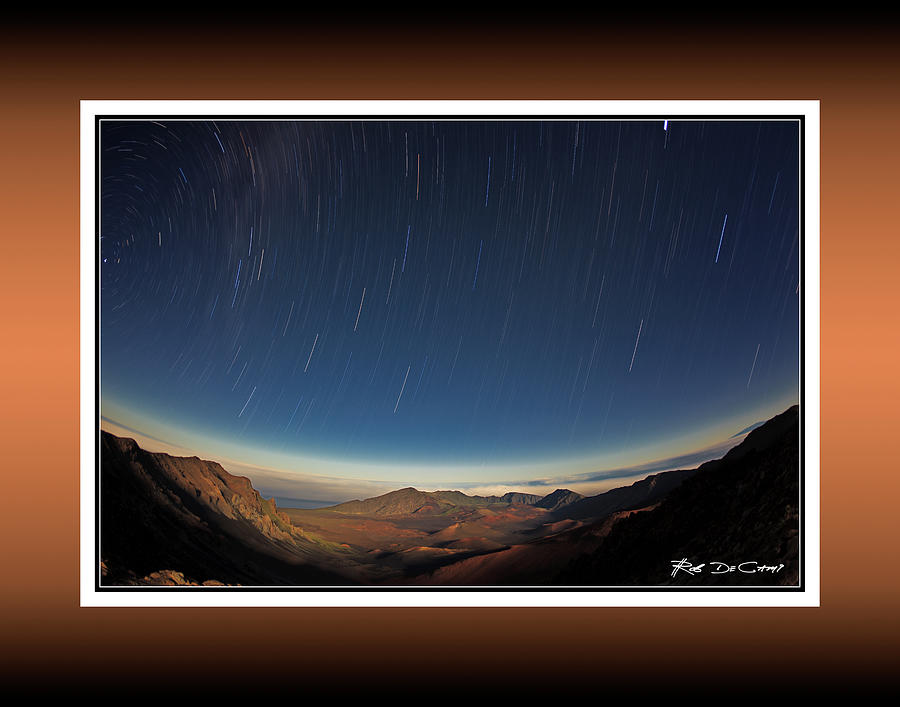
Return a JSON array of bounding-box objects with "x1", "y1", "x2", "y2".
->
[{"x1": 99, "y1": 432, "x2": 354, "y2": 586}]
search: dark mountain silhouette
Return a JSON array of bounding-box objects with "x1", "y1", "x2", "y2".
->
[
  {"x1": 535, "y1": 488, "x2": 583, "y2": 510},
  {"x1": 557, "y1": 469, "x2": 698, "y2": 521},
  {"x1": 553, "y1": 408, "x2": 801, "y2": 524},
  {"x1": 556, "y1": 405, "x2": 800, "y2": 586},
  {"x1": 732, "y1": 420, "x2": 766, "y2": 438},
  {"x1": 100, "y1": 432, "x2": 355, "y2": 586}
]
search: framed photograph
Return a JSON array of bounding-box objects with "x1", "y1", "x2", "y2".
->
[{"x1": 81, "y1": 100, "x2": 819, "y2": 607}]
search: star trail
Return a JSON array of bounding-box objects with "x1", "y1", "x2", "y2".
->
[{"x1": 99, "y1": 117, "x2": 801, "y2": 481}]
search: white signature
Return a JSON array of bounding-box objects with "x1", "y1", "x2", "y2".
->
[{"x1": 670, "y1": 558, "x2": 785, "y2": 578}]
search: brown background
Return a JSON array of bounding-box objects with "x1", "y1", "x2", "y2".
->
[{"x1": 1, "y1": 12, "x2": 897, "y2": 693}]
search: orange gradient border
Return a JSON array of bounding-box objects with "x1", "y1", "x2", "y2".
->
[{"x1": 1, "y1": 19, "x2": 896, "y2": 690}]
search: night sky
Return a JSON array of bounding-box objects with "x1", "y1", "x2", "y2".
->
[{"x1": 100, "y1": 117, "x2": 800, "y2": 495}]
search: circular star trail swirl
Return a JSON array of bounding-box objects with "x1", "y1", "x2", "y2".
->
[{"x1": 100, "y1": 118, "x2": 800, "y2": 470}]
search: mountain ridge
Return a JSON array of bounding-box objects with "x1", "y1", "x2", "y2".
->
[
  {"x1": 557, "y1": 404, "x2": 800, "y2": 585},
  {"x1": 325, "y1": 486, "x2": 580, "y2": 516},
  {"x1": 100, "y1": 431, "x2": 355, "y2": 586}
]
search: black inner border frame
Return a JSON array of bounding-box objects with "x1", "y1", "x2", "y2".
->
[{"x1": 93, "y1": 113, "x2": 807, "y2": 593}]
